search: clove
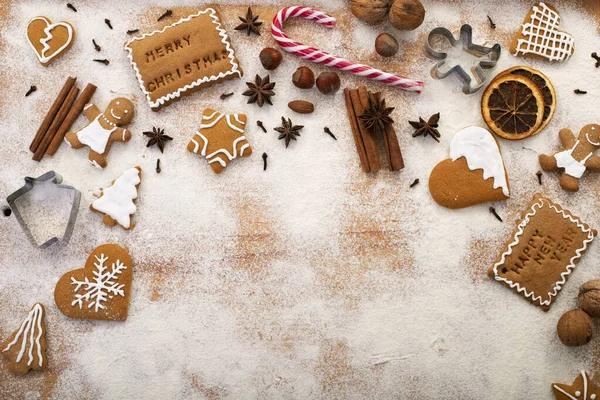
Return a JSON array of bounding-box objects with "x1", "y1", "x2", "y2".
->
[
  {"x1": 25, "y1": 85, "x2": 37, "y2": 97},
  {"x1": 220, "y1": 92, "x2": 234, "y2": 100},
  {"x1": 574, "y1": 89, "x2": 587, "y2": 95},
  {"x1": 324, "y1": 127, "x2": 337, "y2": 140},
  {"x1": 127, "y1": 29, "x2": 140, "y2": 35},
  {"x1": 487, "y1": 15, "x2": 496, "y2": 30},
  {"x1": 156, "y1": 159, "x2": 161, "y2": 174},
  {"x1": 489, "y1": 207, "x2": 503, "y2": 222},
  {"x1": 262, "y1": 153, "x2": 268, "y2": 171},
  {"x1": 92, "y1": 39, "x2": 101, "y2": 52},
  {"x1": 536, "y1": 170, "x2": 542, "y2": 185},
  {"x1": 93, "y1": 59, "x2": 110, "y2": 65},
  {"x1": 257, "y1": 120, "x2": 266, "y2": 133},
  {"x1": 66, "y1": 3, "x2": 77, "y2": 12},
  {"x1": 409, "y1": 179, "x2": 419, "y2": 188},
  {"x1": 104, "y1": 18, "x2": 113, "y2": 29},
  {"x1": 158, "y1": 10, "x2": 173, "y2": 22},
  {"x1": 2, "y1": 206, "x2": 11, "y2": 217}
]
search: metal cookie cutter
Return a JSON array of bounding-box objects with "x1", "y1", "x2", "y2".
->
[
  {"x1": 6, "y1": 171, "x2": 81, "y2": 248},
  {"x1": 426, "y1": 24, "x2": 501, "y2": 94}
]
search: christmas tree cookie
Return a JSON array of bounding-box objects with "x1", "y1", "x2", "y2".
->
[
  {"x1": 91, "y1": 167, "x2": 141, "y2": 230},
  {"x1": 1, "y1": 303, "x2": 47, "y2": 375}
]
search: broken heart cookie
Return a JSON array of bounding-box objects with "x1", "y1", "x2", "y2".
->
[
  {"x1": 124, "y1": 7, "x2": 243, "y2": 109},
  {"x1": 539, "y1": 124, "x2": 600, "y2": 192},
  {"x1": 510, "y1": 2, "x2": 574, "y2": 62},
  {"x1": 553, "y1": 371, "x2": 599, "y2": 400},
  {"x1": 429, "y1": 126, "x2": 510, "y2": 209},
  {"x1": 489, "y1": 195, "x2": 596, "y2": 311},
  {"x1": 91, "y1": 167, "x2": 142, "y2": 230},
  {"x1": 187, "y1": 108, "x2": 251, "y2": 174},
  {"x1": 54, "y1": 244, "x2": 132, "y2": 321},
  {"x1": 1, "y1": 303, "x2": 47, "y2": 375},
  {"x1": 27, "y1": 16, "x2": 74, "y2": 66}
]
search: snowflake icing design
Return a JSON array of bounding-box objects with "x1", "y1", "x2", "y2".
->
[{"x1": 71, "y1": 254, "x2": 127, "y2": 312}]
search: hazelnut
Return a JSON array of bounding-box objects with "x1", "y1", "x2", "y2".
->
[
  {"x1": 375, "y1": 33, "x2": 399, "y2": 57},
  {"x1": 389, "y1": 0, "x2": 425, "y2": 31},
  {"x1": 579, "y1": 280, "x2": 600, "y2": 317},
  {"x1": 557, "y1": 309, "x2": 594, "y2": 347},
  {"x1": 292, "y1": 66, "x2": 315, "y2": 89},
  {"x1": 316, "y1": 72, "x2": 341, "y2": 95},
  {"x1": 259, "y1": 48, "x2": 283, "y2": 70},
  {"x1": 350, "y1": 0, "x2": 391, "y2": 24}
]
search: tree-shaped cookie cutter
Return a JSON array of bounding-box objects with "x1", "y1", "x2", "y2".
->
[
  {"x1": 426, "y1": 24, "x2": 501, "y2": 94},
  {"x1": 6, "y1": 171, "x2": 81, "y2": 248}
]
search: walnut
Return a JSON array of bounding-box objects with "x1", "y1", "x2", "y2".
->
[
  {"x1": 389, "y1": 0, "x2": 425, "y2": 31},
  {"x1": 557, "y1": 309, "x2": 594, "y2": 347},
  {"x1": 578, "y1": 280, "x2": 600, "y2": 317},
  {"x1": 350, "y1": 0, "x2": 392, "y2": 24}
]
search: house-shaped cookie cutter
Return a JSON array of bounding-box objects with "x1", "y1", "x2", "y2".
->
[
  {"x1": 6, "y1": 171, "x2": 81, "y2": 248},
  {"x1": 425, "y1": 24, "x2": 501, "y2": 94}
]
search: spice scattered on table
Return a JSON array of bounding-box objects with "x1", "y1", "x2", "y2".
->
[
  {"x1": 324, "y1": 127, "x2": 337, "y2": 140},
  {"x1": 235, "y1": 7, "x2": 262, "y2": 36},
  {"x1": 220, "y1": 92, "x2": 234, "y2": 100},
  {"x1": 359, "y1": 93, "x2": 394, "y2": 136},
  {"x1": 410, "y1": 179, "x2": 420, "y2": 188},
  {"x1": 93, "y1": 59, "x2": 109, "y2": 65},
  {"x1": 487, "y1": 15, "x2": 496, "y2": 29},
  {"x1": 536, "y1": 170, "x2": 543, "y2": 185},
  {"x1": 25, "y1": 85, "x2": 37, "y2": 97},
  {"x1": 2, "y1": 206, "x2": 11, "y2": 217},
  {"x1": 262, "y1": 153, "x2": 268, "y2": 171},
  {"x1": 92, "y1": 39, "x2": 101, "y2": 52},
  {"x1": 410, "y1": 113, "x2": 441, "y2": 142},
  {"x1": 275, "y1": 117, "x2": 303, "y2": 148},
  {"x1": 574, "y1": 89, "x2": 587, "y2": 94},
  {"x1": 67, "y1": 3, "x2": 77, "y2": 12},
  {"x1": 143, "y1": 127, "x2": 173, "y2": 153},
  {"x1": 257, "y1": 121, "x2": 266, "y2": 133},
  {"x1": 489, "y1": 207, "x2": 503, "y2": 222},
  {"x1": 157, "y1": 10, "x2": 172, "y2": 22},
  {"x1": 156, "y1": 159, "x2": 161, "y2": 174},
  {"x1": 592, "y1": 52, "x2": 600, "y2": 68},
  {"x1": 243, "y1": 75, "x2": 275, "y2": 107},
  {"x1": 126, "y1": 29, "x2": 139, "y2": 35},
  {"x1": 104, "y1": 18, "x2": 113, "y2": 29}
]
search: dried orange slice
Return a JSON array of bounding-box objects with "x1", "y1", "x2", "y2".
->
[
  {"x1": 498, "y1": 66, "x2": 556, "y2": 135},
  {"x1": 481, "y1": 74, "x2": 544, "y2": 140}
]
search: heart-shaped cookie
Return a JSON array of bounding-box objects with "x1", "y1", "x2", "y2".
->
[
  {"x1": 54, "y1": 244, "x2": 132, "y2": 321},
  {"x1": 509, "y1": 2, "x2": 574, "y2": 62},
  {"x1": 26, "y1": 16, "x2": 75, "y2": 66},
  {"x1": 429, "y1": 126, "x2": 510, "y2": 209}
]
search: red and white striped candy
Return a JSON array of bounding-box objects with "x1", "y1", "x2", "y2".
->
[{"x1": 271, "y1": 6, "x2": 424, "y2": 93}]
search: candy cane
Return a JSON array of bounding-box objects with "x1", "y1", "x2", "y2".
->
[{"x1": 272, "y1": 6, "x2": 424, "y2": 93}]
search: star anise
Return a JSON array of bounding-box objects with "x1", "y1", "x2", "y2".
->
[
  {"x1": 235, "y1": 7, "x2": 262, "y2": 36},
  {"x1": 274, "y1": 117, "x2": 303, "y2": 148},
  {"x1": 358, "y1": 93, "x2": 395, "y2": 136},
  {"x1": 242, "y1": 75, "x2": 275, "y2": 107},
  {"x1": 143, "y1": 127, "x2": 173, "y2": 153},
  {"x1": 409, "y1": 113, "x2": 441, "y2": 142}
]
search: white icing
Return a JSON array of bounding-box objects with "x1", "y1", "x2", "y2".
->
[
  {"x1": 91, "y1": 167, "x2": 140, "y2": 229},
  {"x1": 71, "y1": 253, "x2": 128, "y2": 312},
  {"x1": 124, "y1": 8, "x2": 242, "y2": 109},
  {"x1": 2, "y1": 303, "x2": 44, "y2": 367},
  {"x1": 555, "y1": 140, "x2": 593, "y2": 179},
  {"x1": 109, "y1": 108, "x2": 121, "y2": 120},
  {"x1": 553, "y1": 371, "x2": 596, "y2": 400},
  {"x1": 492, "y1": 198, "x2": 595, "y2": 307},
  {"x1": 586, "y1": 133, "x2": 600, "y2": 146},
  {"x1": 449, "y1": 126, "x2": 510, "y2": 196},
  {"x1": 83, "y1": 103, "x2": 94, "y2": 110},
  {"x1": 27, "y1": 17, "x2": 74, "y2": 64},
  {"x1": 77, "y1": 115, "x2": 117, "y2": 155},
  {"x1": 514, "y1": 2, "x2": 574, "y2": 62}
]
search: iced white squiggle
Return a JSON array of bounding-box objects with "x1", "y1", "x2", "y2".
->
[
  {"x1": 27, "y1": 17, "x2": 74, "y2": 64},
  {"x1": 492, "y1": 197, "x2": 595, "y2": 307},
  {"x1": 2, "y1": 303, "x2": 45, "y2": 367},
  {"x1": 553, "y1": 371, "x2": 597, "y2": 400}
]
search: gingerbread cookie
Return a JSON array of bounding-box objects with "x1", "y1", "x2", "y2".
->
[
  {"x1": 187, "y1": 108, "x2": 251, "y2": 174},
  {"x1": 539, "y1": 124, "x2": 600, "y2": 192},
  {"x1": 91, "y1": 167, "x2": 141, "y2": 230},
  {"x1": 429, "y1": 126, "x2": 510, "y2": 209},
  {"x1": 553, "y1": 371, "x2": 598, "y2": 400},
  {"x1": 1, "y1": 303, "x2": 47, "y2": 375},
  {"x1": 27, "y1": 16, "x2": 74, "y2": 66},
  {"x1": 64, "y1": 98, "x2": 134, "y2": 169},
  {"x1": 489, "y1": 195, "x2": 596, "y2": 311},
  {"x1": 510, "y1": 2, "x2": 574, "y2": 62},
  {"x1": 54, "y1": 244, "x2": 132, "y2": 321},
  {"x1": 124, "y1": 8, "x2": 243, "y2": 110}
]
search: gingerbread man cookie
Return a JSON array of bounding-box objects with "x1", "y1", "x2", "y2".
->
[
  {"x1": 64, "y1": 98, "x2": 134, "y2": 168},
  {"x1": 539, "y1": 124, "x2": 600, "y2": 192}
]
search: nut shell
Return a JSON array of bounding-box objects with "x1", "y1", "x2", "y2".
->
[
  {"x1": 316, "y1": 72, "x2": 341, "y2": 95},
  {"x1": 375, "y1": 33, "x2": 399, "y2": 57},
  {"x1": 350, "y1": 0, "x2": 391, "y2": 24},
  {"x1": 292, "y1": 66, "x2": 315, "y2": 89},
  {"x1": 579, "y1": 280, "x2": 600, "y2": 317},
  {"x1": 259, "y1": 48, "x2": 283, "y2": 70},
  {"x1": 557, "y1": 309, "x2": 594, "y2": 347},
  {"x1": 288, "y1": 100, "x2": 315, "y2": 114},
  {"x1": 389, "y1": 0, "x2": 425, "y2": 31}
]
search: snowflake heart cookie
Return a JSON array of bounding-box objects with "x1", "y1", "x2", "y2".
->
[
  {"x1": 510, "y1": 2, "x2": 574, "y2": 62},
  {"x1": 553, "y1": 371, "x2": 599, "y2": 400},
  {"x1": 91, "y1": 166, "x2": 142, "y2": 230},
  {"x1": 27, "y1": 16, "x2": 75, "y2": 66},
  {"x1": 428, "y1": 126, "x2": 510, "y2": 209},
  {"x1": 1, "y1": 303, "x2": 47, "y2": 375},
  {"x1": 54, "y1": 244, "x2": 133, "y2": 321},
  {"x1": 187, "y1": 108, "x2": 252, "y2": 174},
  {"x1": 489, "y1": 195, "x2": 596, "y2": 311}
]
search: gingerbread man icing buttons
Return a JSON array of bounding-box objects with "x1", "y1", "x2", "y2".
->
[
  {"x1": 1, "y1": 303, "x2": 47, "y2": 375},
  {"x1": 553, "y1": 371, "x2": 598, "y2": 400},
  {"x1": 187, "y1": 108, "x2": 252, "y2": 174},
  {"x1": 26, "y1": 16, "x2": 75, "y2": 66},
  {"x1": 539, "y1": 124, "x2": 600, "y2": 192},
  {"x1": 64, "y1": 98, "x2": 134, "y2": 169}
]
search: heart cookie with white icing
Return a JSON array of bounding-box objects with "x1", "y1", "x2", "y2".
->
[
  {"x1": 54, "y1": 244, "x2": 133, "y2": 321},
  {"x1": 429, "y1": 126, "x2": 510, "y2": 209},
  {"x1": 26, "y1": 16, "x2": 75, "y2": 66}
]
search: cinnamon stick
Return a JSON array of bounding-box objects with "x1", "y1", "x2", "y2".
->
[
  {"x1": 353, "y1": 86, "x2": 380, "y2": 171},
  {"x1": 33, "y1": 86, "x2": 79, "y2": 161},
  {"x1": 47, "y1": 83, "x2": 97, "y2": 156},
  {"x1": 29, "y1": 76, "x2": 76, "y2": 153},
  {"x1": 373, "y1": 92, "x2": 404, "y2": 171},
  {"x1": 344, "y1": 88, "x2": 370, "y2": 172}
]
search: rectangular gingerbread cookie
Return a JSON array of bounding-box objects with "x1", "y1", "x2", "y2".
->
[
  {"x1": 489, "y1": 194, "x2": 596, "y2": 311},
  {"x1": 124, "y1": 8, "x2": 243, "y2": 110}
]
